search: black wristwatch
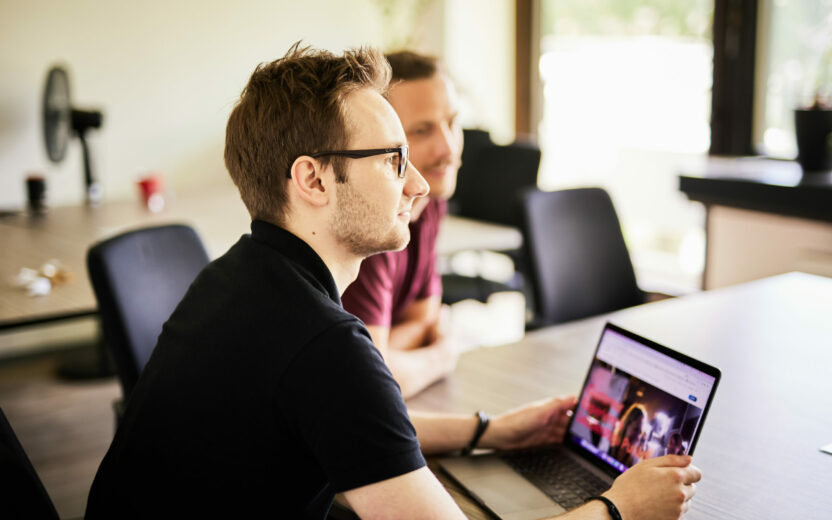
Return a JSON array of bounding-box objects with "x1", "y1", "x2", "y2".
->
[
  {"x1": 585, "y1": 495, "x2": 622, "y2": 520},
  {"x1": 461, "y1": 410, "x2": 490, "y2": 456}
]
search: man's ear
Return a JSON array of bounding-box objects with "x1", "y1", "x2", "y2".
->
[{"x1": 288, "y1": 156, "x2": 331, "y2": 207}]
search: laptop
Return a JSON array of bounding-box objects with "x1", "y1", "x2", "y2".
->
[{"x1": 438, "y1": 322, "x2": 721, "y2": 520}]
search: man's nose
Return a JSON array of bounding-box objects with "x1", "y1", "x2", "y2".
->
[
  {"x1": 404, "y1": 160, "x2": 429, "y2": 198},
  {"x1": 431, "y1": 123, "x2": 457, "y2": 159}
]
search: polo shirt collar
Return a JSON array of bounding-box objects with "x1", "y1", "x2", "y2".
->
[{"x1": 250, "y1": 220, "x2": 341, "y2": 305}]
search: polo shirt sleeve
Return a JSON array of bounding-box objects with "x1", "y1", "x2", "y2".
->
[
  {"x1": 279, "y1": 320, "x2": 425, "y2": 492},
  {"x1": 341, "y1": 253, "x2": 396, "y2": 328}
]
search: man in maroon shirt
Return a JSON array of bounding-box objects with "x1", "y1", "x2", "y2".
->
[{"x1": 341, "y1": 52, "x2": 462, "y2": 398}]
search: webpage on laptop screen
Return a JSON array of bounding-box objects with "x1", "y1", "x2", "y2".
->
[{"x1": 569, "y1": 328, "x2": 716, "y2": 474}]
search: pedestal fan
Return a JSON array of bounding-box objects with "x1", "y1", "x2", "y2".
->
[
  {"x1": 42, "y1": 65, "x2": 113, "y2": 379},
  {"x1": 42, "y1": 65, "x2": 104, "y2": 204}
]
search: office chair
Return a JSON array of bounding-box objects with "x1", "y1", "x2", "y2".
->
[
  {"x1": 443, "y1": 131, "x2": 541, "y2": 305},
  {"x1": 0, "y1": 407, "x2": 60, "y2": 519},
  {"x1": 520, "y1": 187, "x2": 647, "y2": 328},
  {"x1": 451, "y1": 136, "x2": 541, "y2": 228},
  {"x1": 447, "y1": 128, "x2": 493, "y2": 217},
  {"x1": 87, "y1": 224, "x2": 210, "y2": 403}
]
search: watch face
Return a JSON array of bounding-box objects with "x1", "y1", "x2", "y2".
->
[{"x1": 44, "y1": 66, "x2": 71, "y2": 162}]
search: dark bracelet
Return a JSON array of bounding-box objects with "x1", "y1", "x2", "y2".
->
[
  {"x1": 585, "y1": 496, "x2": 622, "y2": 520},
  {"x1": 461, "y1": 410, "x2": 490, "y2": 456}
]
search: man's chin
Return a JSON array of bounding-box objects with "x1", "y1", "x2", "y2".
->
[
  {"x1": 389, "y1": 233, "x2": 411, "y2": 252},
  {"x1": 359, "y1": 232, "x2": 410, "y2": 258}
]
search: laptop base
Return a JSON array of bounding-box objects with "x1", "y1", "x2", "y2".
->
[{"x1": 439, "y1": 455, "x2": 566, "y2": 520}]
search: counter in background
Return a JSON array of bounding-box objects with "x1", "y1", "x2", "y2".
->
[{"x1": 679, "y1": 157, "x2": 832, "y2": 289}]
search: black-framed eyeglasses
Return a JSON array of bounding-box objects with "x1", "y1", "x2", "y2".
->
[{"x1": 287, "y1": 145, "x2": 409, "y2": 179}]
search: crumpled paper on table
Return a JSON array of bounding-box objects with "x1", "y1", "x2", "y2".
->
[{"x1": 11, "y1": 259, "x2": 74, "y2": 297}]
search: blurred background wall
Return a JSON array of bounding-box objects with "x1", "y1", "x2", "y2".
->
[{"x1": 0, "y1": 0, "x2": 514, "y2": 209}]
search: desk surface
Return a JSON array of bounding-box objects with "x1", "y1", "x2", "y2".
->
[
  {"x1": 437, "y1": 215, "x2": 522, "y2": 255},
  {"x1": 409, "y1": 272, "x2": 832, "y2": 520},
  {"x1": 0, "y1": 182, "x2": 250, "y2": 329},
  {"x1": 1, "y1": 183, "x2": 519, "y2": 329}
]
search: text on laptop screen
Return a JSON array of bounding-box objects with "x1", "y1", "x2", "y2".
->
[{"x1": 568, "y1": 328, "x2": 717, "y2": 474}]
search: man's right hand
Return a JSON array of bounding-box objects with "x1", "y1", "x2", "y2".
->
[{"x1": 602, "y1": 455, "x2": 701, "y2": 520}]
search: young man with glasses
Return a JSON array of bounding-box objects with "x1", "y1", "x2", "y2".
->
[
  {"x1": 342, "y1": 51, "x2": 465, "y2": 398},
  {"x1": 85, "y1": 44, "x2": 701, "y2": 520}
]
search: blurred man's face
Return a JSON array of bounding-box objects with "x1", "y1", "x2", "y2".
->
[{"x1": 386, "y1": 73, "x2": 463, "y2": 200}]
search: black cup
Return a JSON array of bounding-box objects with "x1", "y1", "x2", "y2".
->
[
  {"x1": 794, "y1": 108, "x2": 832, "y2": 173},
  {"x1": 26, "y1": 176, "x2": 47, "y2": 215}
]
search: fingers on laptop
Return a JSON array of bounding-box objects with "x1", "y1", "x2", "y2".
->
[
  {"x1": 660, "y1": 455, "x2": 702, "y2": 483},
  {"x1": 606, "y1": 455, "x2": 702, "y2": 520}
]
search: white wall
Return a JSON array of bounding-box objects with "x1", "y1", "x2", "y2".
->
[
  {"x1": 0, "y1": 0, "x2": 512, "y2": 210},
  {"x1": 444, "y1": 0, "x2": 515, "y2": 144},
  {"x1": 0, "y1": 0, "x2": 391, "y2": 209}
]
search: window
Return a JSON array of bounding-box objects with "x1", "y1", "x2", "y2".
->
[
  {"x1": 754, "y1": 0, "x2": 832, "y2": 157},
  {"x1": 537, "y1": 0, "x2": 714, "y2": 293}
]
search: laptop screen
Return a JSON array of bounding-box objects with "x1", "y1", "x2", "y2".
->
[{"x1": 567, "y1": 323, "x2": 719, "y2": 474}]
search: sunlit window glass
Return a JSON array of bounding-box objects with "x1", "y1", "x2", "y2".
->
[
  {"x1": 539, "y1": 0, "x2": 714, "y2": 293},
  {"x1": 755, "y1": 0, "x2": 832, "y2": 157}
]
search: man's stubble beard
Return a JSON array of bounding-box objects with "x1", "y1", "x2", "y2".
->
[{"x1": 331, "y1": 179, "x2": 409, "y2": 258}]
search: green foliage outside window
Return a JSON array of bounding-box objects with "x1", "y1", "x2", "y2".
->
[{"x1": 541, "y1": 0, "x2": 712, "y2": 40}]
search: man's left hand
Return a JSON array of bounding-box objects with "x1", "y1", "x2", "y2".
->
[{"x1": 479, "y1": 395, "x2": 578, "y2": 451}]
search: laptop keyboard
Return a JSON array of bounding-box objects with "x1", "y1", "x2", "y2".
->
[{"x1": 500, "y1": 448, "x2": 610, "y2": 510}]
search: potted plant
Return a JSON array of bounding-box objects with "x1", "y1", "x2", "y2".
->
[{"x1": 794, "y1": 45, "x2": 832, "y2": 172}]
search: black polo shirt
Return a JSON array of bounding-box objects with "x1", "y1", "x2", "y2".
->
[{"x1": 86, "y1": 220, "x2": 425, "y2": 519}]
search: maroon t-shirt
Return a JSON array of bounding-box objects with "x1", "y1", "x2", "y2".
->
[{"x1": 342, "y1": 199, "x2": 446, "y2": 327}]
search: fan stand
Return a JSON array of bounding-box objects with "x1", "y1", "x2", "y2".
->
[
  {"x1": 77, "y1": 130, "x2": 102, "y2": 205},
  {"x1": 70, "y1": 107, "x2": 103, "y2": 205}
]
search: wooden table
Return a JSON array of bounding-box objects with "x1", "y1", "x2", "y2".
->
[
  {"x1": 0, "y1": 180, "x2": 250, "y2": 330},
  {"x1": 408, "y1": 272, "x2": 832, "y2": 520},
  {"x1": 1, "y1": 183, "x2": 521, "y2": 332}
]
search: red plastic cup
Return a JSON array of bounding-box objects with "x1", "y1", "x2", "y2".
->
[{"x1": 137, "y1": 174, "x2": 165, "y2": 212}]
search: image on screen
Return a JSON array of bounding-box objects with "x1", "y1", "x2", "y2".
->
[{"x1": 567, "y1": 330, "x2": 715, "y2": 474}]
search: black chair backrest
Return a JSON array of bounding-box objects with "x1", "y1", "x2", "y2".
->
[
  {"x1": 450, "y1": 130, "x2": 541, "y2": 228},
  {"x1": 0, "y1": 408, "x2": 60, "y2": 519},
  {"x1": 520, "y1": 187, "x2": 644, "y2": 327},
  {"x1": 448, "y1": 128, "x2": 493, "y2": 216},
  {"x1": 460, "y1": 128, "x2": 494, "y2": 163},
  {"x1": 87, "y1": 224, "x2": 210, "y2": 396}
]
